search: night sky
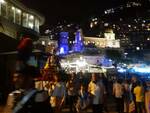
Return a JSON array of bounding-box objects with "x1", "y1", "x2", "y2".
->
[{"x1": 22, "y1": 0, "x2": 124, "y2": 27}]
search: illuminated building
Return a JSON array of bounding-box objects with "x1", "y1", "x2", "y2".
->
[
  {"x1": 83, "y1": 29, "x2": 120, "y2": 48},
  {"x1": 0, "y1": 0, "x2": 44, "y2": 52},
  {"x1": 86, "y1": 1, "x2": 150, "y2": 61},
  {"x1": 37, "y1": 36, "x2": 58, "y2": 53},
  {"x1": 0, "y1": 0, "x2": 44, "y2": 104},
  {"x1": 59, "y1": 32, "x2": 69, "y2": 55},
  {"x1": 73, "y1": 29, "x2": 84, "y2": 52}
]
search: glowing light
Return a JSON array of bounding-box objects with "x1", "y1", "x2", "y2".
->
[
  {"x1": 28, "y1": 23, "x2": 34, "y2": 29},
  {"x1": 94, "y1": 21, "x2": 98, "y2": 25},
  {"x1": 60, "y1": 47, "x2": 64, "y2": 54},
  {"x1": 29, "y1": 15, "x2": 34, "y2": 20},
  {"x1": 118, "y1": 68, "x2": 127, "y2": 73},
  {"x1": 42, "y1": 41, "x2": 45, "y2": 45},
  {"x1": 129, "y1": 66, "x2": 150, "y2": 74},
  {"x1": 12, "y1": 7, "x2": 15, "y2": 10},
  {"x1": 104, "y1": 23, "x2": 109, "y2": 27},
  {"x1": 16, "y1": 9, "x2": 21, "y2": 13},
  {"x1": 90, "y1": 23, "x2": 93, "y2": 28},
  {"x1": 48, "y1": 42, "x2": 51, "y2": 45},
  {"x1": 0, "y1": 0, "x2": 5, "y2": 3},
  {"x1": 76, "y1": 59, "x2": 86, "y2": 67},
  {"x1": 136, "y1": 47, "x2": 140, "y2": 50},
  {"x1": 128, "y1": 25, "x2": 131, "y2": 28}
]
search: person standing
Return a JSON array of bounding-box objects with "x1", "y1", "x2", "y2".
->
[
  {"x1": 130, "y1": 76, "x2": 138, "y2": 113},
  {"x1": 66, "y1": 73, "x2": 78, "y2": 113},
  {"x1": 123, "y1": 79, "x2": 131, "y2": 113},
  {"x1": 76, "y1": 84, "x2": 89, "y2": 113},
  {"x1": 4, "y1": 65, "x2": 53, "y2": 113},
  {"x1": 50, "y1": 74, "x2": 66, "y2": 113},
  {"x1": 113, "y1": 79, "x2": 124, "y2": 113},
  {"x1": 133, "y1": 81, "x2": 145, "y2": 113},
  {"x1": 88, "y1": 73, "x2": 105, "y2": 113},
  {"x1": 4, "y1": 38, "x2": 52, "y2": 113}
]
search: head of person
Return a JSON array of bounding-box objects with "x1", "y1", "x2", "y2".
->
[
  {"x1": 13, "y1": 65, "x2": 40, "y2": 89},
  {"x1": 70, "y1": 72, "x2": 76, "y2": 80},
  {"x1": 53, "y1": 73, "x2": 61, "y2": 82},
  {"x1": 131, "y1": 75, "x2": 137, "y2": 83},
  {"x1": 91, "y1": 73, "x2": 98, "y2": 82},
  {"x1": 136, "y1": 80, "x2": 141, "y2": 86},
  {"x1": 117, "y1": 79, "x2": 122, "y2": 84},
  {"x1": 124, "y1": 79, "x2": 129, "y2": 84},
  {"x1": 80, "y1": 84, "x2": 85, "y2": 91},
  {"x1": 99, "y1": 73, "x2": 105, "y2": 79}
]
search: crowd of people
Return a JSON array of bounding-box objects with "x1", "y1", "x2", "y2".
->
[
  {"x1": 5, "y1": 67, "x2": 150, "y2": 113},
  {"x1": 39, "y1": 71, "x2": 149, "y2": 113},
  {"x1": 2, "y1": 37, "x2": 150, "y2": 113}
]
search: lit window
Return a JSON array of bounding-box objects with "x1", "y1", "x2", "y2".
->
[
  {"x1": 28, "y1": 22, "x2": 34, "y2": 29},
  {"x1": 0, "y1": 0, "x2": 6, "y2": 17},
  {"x1": 7, "y1": 4, "x2": 15, "y2": 22},
  {"x1": 35, "y1": 18, "x2": 39, "y2": 32},
  {"x1": 29, "y1": 15, "x2": 34, "y2": 20},
  {"x1": 22, "y1": 13, "x2": 28, "y2": 27},
  {"x1": 16, "y1": 9, "x2": 21, "y2": 13},
  {"x1": 0, "y1": 0, "x2": 5, "y2": 3},
  {"x1": 15, "y1": 8, "x2": 21, "y2": 25},
  {"x1": 28, "y1": 14, "x2": 34, "y2": 29},
  {"x1": 11, "y1": 6, "x2": 15, "y2": 10}
]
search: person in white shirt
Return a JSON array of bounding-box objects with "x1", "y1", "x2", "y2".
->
[
  {"x1": 88, "y1": 73, "x2": 106, "y2": 113},
  {"x1": 50, "y1": 74, "x2": 66, "y2": 113}
]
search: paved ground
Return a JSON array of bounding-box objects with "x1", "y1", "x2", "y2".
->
[
  {"x1": 61, "y1": 95, "x2": 117, "y2": 113},
  {"x1": 0, "y1": 96, "x2": 117, "y2": 113}
]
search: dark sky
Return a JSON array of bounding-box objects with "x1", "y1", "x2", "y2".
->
[{"x1": 22, "y1": 0, "x2": 124, "y2": 27}]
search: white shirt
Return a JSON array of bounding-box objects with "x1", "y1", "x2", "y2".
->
[
  {"x1": 51, "y1": 82, "x2": 66, "y2": 97},
  {"x1": 50, "y1": 82, "x2": 66, "y2": 107}
]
